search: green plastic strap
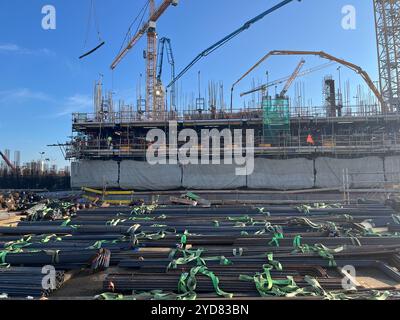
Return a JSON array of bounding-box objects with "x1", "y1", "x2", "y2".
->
[
  {"x1": 5, "y1": 239, "x2": 32, "y2": 251},
  {"x1": 41, "y1": 234, "x2": 62, "y2": 243},
  {"x1": 0, "y1": 251, "x2": 8, "y2": 264},
  {"x1": 268, "y1": 232, "x2": 284, "y2": 247},
  {"x1": 128, "y1": 216, "x2": 155, "y2": 221},
  {"x1": 127, "y1": 224, "x2": 141, "y2": 234},
  {"x1": 293, "y1": 235, "x2": 302, "y2": 248},
  {"x1": 61, "y1": 219, "x2": 71, "y2": 227},
  {"x1": 168, "y1": 247, "x2": 232, "y2": 269},
  {"x1": 179, "y1": 266, "x2": 233, "y2": 299},
  {"x1": 228, "y1": 216, "x2": 253, "y2": 223},
  {"x1": 185, "y1": 192, "x2": 201, "y2": 201},
  {"x1": 107, "y1": 219, "x2": 126, "y2": 226},
  {"x1": 266, "y1": 253, "x2": 282, "y2": 271},
  {"x1": 180, "y1": 233, "x2": 188, "y2": 247},
  {"x1": 89, "y1": 240, "x2": 116, "y2": 250},
  {"x1": 151, "y1": 224, "x2": 168, "y2": 228},
  {"x1": 304, "y1": 275, "x2": 326, "y2": 296},
  {"x1": 314, "y1": 244, "x2": 343, "y2": 267},
  {"x1": 98, "y1": 293, "x2": 125, "y2": 300},
  {"x1": 240, "y1": 265, "x2": 300, "y2": 297},
  {"x1": 292, "y1": 217, "x2": 322, "y2": 229},
  {"x1": 168, "y1": 249, "x2": 204, "y2": 270},
  {"x1": 135, "y1": 229, "x2": 174, "y2": 241},
  {"x1": 369, "y1": 290, "x2": 391, "y2": 300},
  {"x1": 343, "y1": 214, "x2": 354, "y2": 222}
]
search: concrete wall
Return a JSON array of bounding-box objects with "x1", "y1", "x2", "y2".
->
[{"x1": 71, "y1": 156, "x2": 398, "y2": 191}]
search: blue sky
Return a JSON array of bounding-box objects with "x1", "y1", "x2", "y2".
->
[{"x1": 0, "y1": 0, "x2": 378, "y2": 167}]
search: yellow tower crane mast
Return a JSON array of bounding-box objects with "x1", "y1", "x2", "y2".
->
[{"x1": 111, "y1": 0, "x2": 179, "y2": 119}]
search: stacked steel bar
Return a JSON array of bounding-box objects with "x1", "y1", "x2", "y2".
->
[{"x1": 1, "y1": 202, "x2": 400, "y2": 299}]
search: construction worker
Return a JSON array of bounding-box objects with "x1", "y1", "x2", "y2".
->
[
  {"x1": 307, "y1": 134, "x2": 315, "y2": 146},
  {"x1": 107, "y1": 136, "x2": 113, "y2": 150}
]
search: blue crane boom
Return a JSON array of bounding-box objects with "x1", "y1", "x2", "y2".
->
[
  {"x1": 166, "y1": 0, "x2": 301, "y2": 89},
  {"x1": 157, "y1": 37, "x2": 176, "y2": 109}
]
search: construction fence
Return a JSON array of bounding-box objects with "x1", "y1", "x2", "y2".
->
[{"x1": 71, "y1": 156, "x2": 400, "y2": 191}]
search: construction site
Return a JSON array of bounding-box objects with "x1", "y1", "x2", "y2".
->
[{"x1": 2, "y1": 0, "x2": 400, "y2": 305}]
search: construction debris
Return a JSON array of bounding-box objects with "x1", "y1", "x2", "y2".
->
[{"x1": 0, "y1": 192, "x2": 43, "y2": 213}]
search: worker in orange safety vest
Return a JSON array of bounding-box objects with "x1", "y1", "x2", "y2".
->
[{"x1": 307, "y1": 134, "x2": 315, "y2": 145}]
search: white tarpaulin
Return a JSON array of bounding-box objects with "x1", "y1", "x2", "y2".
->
[
  {"x1": 315, "y1": 157, "x2": 385, "y2": 188},
  {"x1": 248, "y1": 158, "x2": 314, "y2": 190},
  {"x1": 384, "y1": 156, "x2": 400, "y2": 184},
  {"x1": 182, "y1": 164, "x2": 246, "y2": 189},
  {"x1": 119, "y1": 161, "x2": 182, "y2": 190},
  {"x1": 71, "y1": 161, "x2": 119, "y2": 188}
]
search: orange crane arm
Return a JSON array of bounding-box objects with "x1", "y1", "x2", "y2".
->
[
  {"x1": 230, "y1": 50, "x2": 387, "y2": 113},
  {"x1": 110, "y1": 0, "x2": 178, "y2": 70}
]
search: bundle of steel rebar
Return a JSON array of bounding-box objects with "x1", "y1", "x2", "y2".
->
[
  {"x1": 1, "y1": 201, "x2": 400, "y2": 300},
  {"x1": 0, "y1": 267, "x2": 65, "y2": 298},
  {"x1": 0, "y1": 248, "x2": 110, "y2": 271}
]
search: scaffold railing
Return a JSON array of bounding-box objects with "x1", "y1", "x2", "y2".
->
[
  {"x1": 72, "y1": 104, "x2": 389, "y2": 125},
  {"x1": 65, "y1": 132, "x2": 400, "y2": 160}
]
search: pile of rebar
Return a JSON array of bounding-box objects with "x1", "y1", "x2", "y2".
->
[
  {"x1": 0, "y1": 267, "x2": 64, "y2": 298},
  {"x1": 1, "y1": 201, "x2": 400, "y2": 299}
]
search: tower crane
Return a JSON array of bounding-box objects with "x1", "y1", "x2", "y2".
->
[
  {"x1": 279, "y1": 59, "x2": 305, "y2": 98},
  {"x1": 156, "y1": 37, "x2": 176, "y2": 111},
  {"x1": 110, "y1": 0, "x2": 179, "y2": 119}
]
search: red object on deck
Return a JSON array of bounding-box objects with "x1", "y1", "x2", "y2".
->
[{"x1": 307, "y1": 134, "x2": 315, "y2": 145}]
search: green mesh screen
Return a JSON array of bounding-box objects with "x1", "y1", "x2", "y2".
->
[{"x1": 263, "y1": 97, "x2": 290, "y2": 144}]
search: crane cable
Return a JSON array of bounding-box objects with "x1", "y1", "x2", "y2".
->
[
  {"x1": 80, "y1": 0, "x2": 105, "y2": 59},
  {"x1": 117, "y1": 0, "x2": 150, "y2": 56}
]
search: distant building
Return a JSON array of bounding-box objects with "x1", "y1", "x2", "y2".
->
[{"x1": 13, "y1": 150, "x2": 21, "y2": 168}]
